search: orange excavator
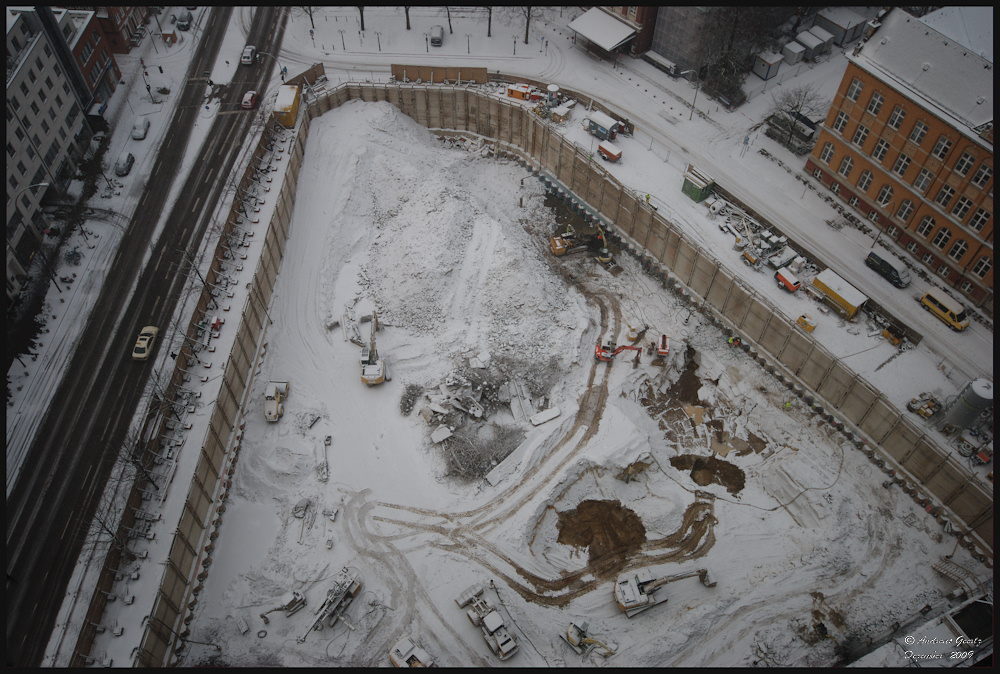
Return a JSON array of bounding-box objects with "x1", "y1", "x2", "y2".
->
[{"x1": 595, "y1": 341, "x2": 642, "y2": 362}]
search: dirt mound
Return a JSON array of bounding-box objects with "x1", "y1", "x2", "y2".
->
[
  {"x1": 556, "y1": 499, "x2": 647, "y2": 572},
  {"x1": 670, "y1": 454, "x2": 746, "y2": 496}
]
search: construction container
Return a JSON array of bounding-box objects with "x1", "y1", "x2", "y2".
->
[
  {"x1": 682, "y1": 164, "x2": 715, "y2": 202},
  {"x1": 753, "y1": 51, "x2": 783, "y2": 81},
  {"x1": 775, "y1": 267, "x2": 801, "y2": 292},
  {"x1": 797, "y1": 314, "x2": 816, "y2": 332},
  {"x1": 550, "y1": 104, "x2": 572, "y2": 123},
  {"x1": 811, "y1": 269, "x2": 868, "y2": 319},
  {"x1": 273, "y1": 84, "x2": 301, "y2": 128},
  {"x1": 584, "y1": 110, "x2": 619, "y2": 141},
  {"x1": 598, "y1": 141, "x2": 622, "y2": 162},
  {"x1": 781, "y1": 41, "x2": 805, "y2": 65},
  {"x1": 506, "y1": 84, "x2": 533, "y2": 100}
]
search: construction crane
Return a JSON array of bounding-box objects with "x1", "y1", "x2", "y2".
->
[
  {"x1": 614, "y1": 568, "x2": 716, "y2": 617},
  {"x1": 361, "y1": 311, "x2": 389, "y2": 386},
  {"x1": 561, "y1": 621, "x2": 616, "y2": 658},
  {"x1": 297, "y1": 567, "x2": 362, "y2": 643}
]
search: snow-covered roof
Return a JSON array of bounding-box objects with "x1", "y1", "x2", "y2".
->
[
  {"x1": 587, "y1": 109, "x2": 618, "y2": 130},
  {"x1": 817, "y1": 7, "x2": 866, "y2": 31},
  {"x1": 783, "y1": 41, "x2": 805, "y2": 54},
  {"x1": 851, "y1": 9, "x2": 994, "y2": 134},
  {"x1": 274, "y1": 84, "x2": 298, "y2": 111},
  {"x1": 568, "y1": 7, "x2": 635, "y2": 52},
  {"x1": 809, "y1": 25, "x2": 834, "y2": 44},
  {"x1": 757, "y1": 51, "x2": 783, "y2": 65},
  {"x1": 796, "y1": 31, "x2": 823, "y2": 49},
  {"x1": 919, "y1": 6, "x2": 993, "y2": 63},
  {"x1": 815, "y1": 269, "x2": 868, "y2": 309}
]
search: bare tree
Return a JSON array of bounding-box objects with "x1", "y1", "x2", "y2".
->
[
  {"x1": 767, "y1": 84, "x2": 829, "y2": 148},
  {"x1": 404, "y1": 6, "x2": 411, "y2": 30},
  {"x1": 299, "y1": 6, "x2": 317, "y2": 30},
  {"x1": 485, "y1": 6, "x2": 492, "y2": 38},
  {"x1": 446, "y1": 6, "x2": 453, "y2": 34},
  {"x1": 82, "y1": 457, "x2": 138, "y2": 564},
  {"x1": 518, "y1": 6, "x2": 543, "y2": 44},
  {"x1": 358, "y1": 6, "x2": 365, "y2": 32}
]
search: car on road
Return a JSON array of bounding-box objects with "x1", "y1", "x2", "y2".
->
[
  {"x1": 132, "y1": 326, "x2": 159, "y2": 361},
  {"x1": 131, "y1": 117, "x2": 150, "y2": 140},
  {"x1": 114, "y1": 152, "x2": 135, "y2": 176},
  {"x1": 241, "y1": 45, "x2": 257, "y2": 65},
  {"x1": 242, "y1": 90, "x2": 258, "y2": 109}
]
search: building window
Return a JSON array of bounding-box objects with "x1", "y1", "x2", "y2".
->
[
  {"x1": 8, "y1": 175, "x2": 18, "y2": 190},
  {"x1": 832, "y1": 111, "x2": 849, "y2": 134},
  {"x1": 15, "y1": 127, "x2": 25, "y2": 141},
  {"x1": 953, "y1": 152, "x2": 976, "y2": 176},
  {"x1": 830, "y1": 182, "x2": 841, "y2": 194},
  {"x1": 58, "y1": 128, "x2": 67, "y2": 141},
  {"x1": 813, "y1": 168, "x2": 824, "y2": 180},
  {"x1": 28, "y1": 69, "x2": 37, "y2": 84},
  {"x1": 30, "y1": 102, "x2": 40, "y2": 116},
  {"x1": 819, "y1": 142, "x2": 834, "y2": 163},
  {"x1": 45, "y1": 76, "x2": 53, "y2": 90},
  {"x1": 40, "y1": 120, "x2": 49, "y2": 134},
  {"x1": 959, "y1": 281, "x2": 974, "y2": 294},
  {"x1": 55, "y1": 95, "x2": 63, "y2": 108},
  {"x1": 948, "y1": 240, "x2": 968, "y2": 261},
  {"x1": 856, "y1": 170, "x2": 873, "y2": 192},
  {"x1": 48, "y1": 107, "x2": 56, "y2": 121},
  {"x1": 849, "y1": 196, "x2": 861, "y2": 207},
  {"x1": 867, "y1": 210, "x2": 881, "y2": 223},
  {"x1": 852, "y1": 125, "x2": 869, "y2": 147},
  {"x1": 876, "y1": 184, "x2": 893, "y2": 205},
  {"x1": 931, "y1": 135, "x2": 953, "y2": 160},
  {"x1": 934, "y1": 185, "x2": 955, "y2": 208},
  {"x1": 838, "y1": 156, "x2": 853, "y2": 178},
  {"x1": 887, "y1": 225, "x2": 900, "y2": 238},
  {"x1": 26, "y1": 144, "x2": 35, "y2": 159},
  {"x1": 951, "y1": 196, "x2": 973, "y2": 220},
  {"x1": 906, "y1": 241, "x2": 920, "y2": 254},
  {"x1": 6, "y1": 142, "x2": 14, "y2": 157},
  {"x1": 971, "y1": 256, "x2": 991, "y2": 278},
  {"x1": 970, "y1": 164, "x2": 992, "y2": 189},
  {"x1": 872, "y1": 139, "x2": 890, "y2": 162},
  {"x1": 44, "y1": 44, "x2": 52, "y2": 58},
  {"x1": 21, "y1": 115, "x2": 31, "y2": 130},
  {"x1": 892, "y1": 154, "x2": 911, "y2": 177},
  {"x1": 937, "y1": 265, "x2": 951, "y2": 278},
  {"x1": 887, "y1": 105, "x2": 906, "y2": 129},
  {"x1": 909, "y1": 121, "x2": 929, "y2": 145},
  {"x1": 896, "y1": 200, "x2": 914, "y2": 222},
  {"x1": 921, "y1": 252, "x2": 935, "y2": 265},
  {"x1": 17, "y1": 161, "x2": 27, "y2": 175},
  {"x1": 846, "y1": 77, "x2": 863, "y2": 101},
  {"x1": 81, "y1": 42, "x2": 95, "y2": 64},
  {"x1": 968, "y1": 208, "x2": 990, "y2": 232},
  {"x1": 39, "y1": 89, "x2": 47, "y2": 102},
  {"x1": 931, "y1": 228, "x2": 951, "y2": 249},
  {"x1": 916, "y1": 215, "x2": 935, "y2": 238},
  {"x1": 866, "y1": 92, "x2": 884, "y2": 115},
  {"x1": 20, "y1": 82, "x2": 29, "y2": 96},
  {"x1": 913, "y1": 168, "x2": 934, "y2": 192}
]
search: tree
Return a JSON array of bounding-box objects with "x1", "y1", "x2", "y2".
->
[
  {"x1": 358, "y1": 6, "x2": 365, "y2": 32},
  {"x1": 299, "y1": 6, "x2": 317, "y2": 30},
  {"x1": 518, "y1": 6, "x2": 543, "y2": 44},
  {"x1": 767, "y1": 84, "x2": 829, "y2": 148},
  {"x1": 446, "y1": 6, "x2": 453, "y2": 34},
  {"x1": 485, "y1": 6, "x2": 492, "y2": 38},
  {"x1": 404, "y1": 6, "x2": 411, "y2": 30}
]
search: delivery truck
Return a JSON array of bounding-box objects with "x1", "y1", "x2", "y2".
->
[{"x1": 810, "y1": 269, "x2": 868, "y2": 319}]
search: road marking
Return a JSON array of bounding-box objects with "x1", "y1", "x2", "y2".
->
[
  {"x1": 152, "y1": 295, "x2": 162, "y2": 314},
  {"x1": 223, "y1": 123, "x2": 238, "y2": 146},
  {"x1": 153, "y1": 248, "x2": 165, "y2": 273},
  {"x1": 101, "y1": 416, "x2": 113, "y2": 439},
  {"x1": 181, "y1": 228, "x2": 188, "y2": 238},
  {"x1": 192, "y1": 197, "x2": 202, "y2": 214},
  {"x1": 140, "y1": 193, "x2": 148, "y2": 207},
  {"x1": 60, "y1": 509, "x2": 75, "y2": 540}
]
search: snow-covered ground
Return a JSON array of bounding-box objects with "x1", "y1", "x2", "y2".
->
[{"x1": 10, "y1": 6, "x2": 990, "y2": 668}]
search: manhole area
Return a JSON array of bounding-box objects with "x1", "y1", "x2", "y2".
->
[
  {"x1": 670, "y1": 454, "x2": 746, "y2": 496},
  {"x1": 556, "y1": 499, "x2": 647, "y2": 572}
]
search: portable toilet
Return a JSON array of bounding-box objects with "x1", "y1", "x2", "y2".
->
[
  {"x1": 782, "y1": 40, "x2": 805, "y2": 65},
  {"x1": 808, "y1": 26, "x2": 835, "y2": 55},
  {"x1": 586, "y1": 110, "x2": 619, "y2": 141},
  {"x1": 795, "y1": 30, "x2": 823, "y2": 60},
  {"x1": 753, "y1": 52, "x2": 783, "y2": 81}
]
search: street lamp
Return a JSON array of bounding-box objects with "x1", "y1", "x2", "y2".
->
[
  {"x1": 871, "y1": 200, "x2": 895, "y2": 250},
  {"x1": 257, "y1": 51, "x2": 286, "y2": 82},
  {"x1": 512, "y1": 36, "x2": 517, "y2": 55},
  {"x1": 680, "y1": 69, "x2": 701, "y2": 121},
  {"x1": 466, "y1": 33, "x2": 471, "y2": 54},
  {"x1": 375, "y1": 31, "x2": 382, "y2": 52},
  {"x1": 424, "y1": 33, "x2": 429, "y2": 52}
]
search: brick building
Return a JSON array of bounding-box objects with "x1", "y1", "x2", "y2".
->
[{"x1": 805, "y1": 8, "x2": 993, "y2": 312}]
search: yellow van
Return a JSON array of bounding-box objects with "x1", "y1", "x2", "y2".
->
[{"x1": 919, "y1": 289, "x2": 969, "y2": 331}]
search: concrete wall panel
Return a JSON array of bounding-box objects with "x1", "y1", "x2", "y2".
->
[
  {"x1": 816, "y1": 360, "x2": 853, "y2": 406},
  {"x1": 776, "y1": 328, "x2": 811, "y2": 372},
  {"x1": 838, "y1": 380, "x2": 879, "y2": 426},
  {"x1": 740, "y1": 298, "x2": 771, "y2": 343},
  {"x1": 858, "y1": 397, "x2": 898, "y2": 442}
]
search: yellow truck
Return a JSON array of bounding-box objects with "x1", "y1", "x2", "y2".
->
[
  {"x1": 273, "y1": 84, "x2": 301, "y2": 128},
  {"x1": 810, "y1": 269, "x2": 868, "y2": 319}
]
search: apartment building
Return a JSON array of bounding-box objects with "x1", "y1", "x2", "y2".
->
[{"x1": 805, "y1": 8, "x2": 993, "y2": 312}]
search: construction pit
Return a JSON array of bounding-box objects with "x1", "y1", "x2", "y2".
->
[{"x1": 183, "y1": 100, "x2": 986, "y2": 667}]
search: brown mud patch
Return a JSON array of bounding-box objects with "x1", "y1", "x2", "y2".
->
[
  {"x1": 670, "y1": 454, "x2": 746, "y2": 496},
  {"x1": 556, "y1": 499, "x2": 647, "y2": 571}
]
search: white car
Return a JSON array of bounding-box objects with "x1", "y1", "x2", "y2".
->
[
  {"x1": 132, "y1": 326, "x2": 159, "y2": 361},
  {"x1": 131, "y1": 117, "x2": 150, "y2": 140},
  {"x1": 241, "y1": 45, "x2": 256, "y2": 65}
]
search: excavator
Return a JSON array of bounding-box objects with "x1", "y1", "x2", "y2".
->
[
  {"x1": 361, "y1": 311, "x2": 390, "y2": 386},
  {"x1": 595, "y1": 341, "x2": 642, "y2": 362},
  {"x1": 550, "y1": 224, "x2": 613, "y2": 264},
  {"x1": 561, "y1": 622, "x2": 616, "y2": 658},
  {"x1": 614, "y1": 568, "x2": 716, "y2": 617}
]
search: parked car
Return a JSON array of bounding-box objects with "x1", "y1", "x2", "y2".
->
[
  {"x1": 241, "y1": 45, "x2": 257, "y2": 65},
  {"x1": 864, "y1": 251, "x2": 911, "y2": 288},
  {"x1": 131, "y1": 117, "x2": 150, "y2": 140},
  {"x1": 177, "y1": 10, "x2": 193, "y2": 31},
  {"x1": 114, "y1": 152, "x2": 135, "y2": 176},
  {"x1": 430, "y1": 25, "x2": 444, "y2": 46},
  {"x1": 241, "y1": 90, "x2": 258, "y2": 109},
  {"x1": 132, "y1": 326, "x2": 159, "y2": 361}
]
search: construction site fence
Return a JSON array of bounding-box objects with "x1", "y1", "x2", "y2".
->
[{"x1": 112, "y1": 76, "x2": 990, "y2": 667}]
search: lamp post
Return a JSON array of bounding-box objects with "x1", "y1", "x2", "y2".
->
[
  {"x1": 679, "y1": 69, "x2": 702, "y2": 121},
  {"x1": 257, "y1": 51, "x2": 286, "y2": 82},
  {"x1": 466, "y1": 33, "x2": 471, "y2": 54},
  {"x1": 375, "y1": 31, "x2": 381, "y2": 52},
  {"x1": 512, "y1": 36, "x2": 517, "y2": 56},
  {"x1": 871, "y1": 200, "x2": 895, "y2": 250}
]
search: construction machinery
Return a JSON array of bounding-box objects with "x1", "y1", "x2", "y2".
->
[
  {"x1": 595, "y1": 341, "x2": 642, "y2": 362},
  {"x1": 561, "y1": 621, "x2": 616, "y2": 658},
  {"x1": 264, "y1": 381, "x2": 289, "y2": 422},
  {"x1": 297, "y1": 567, "x2": 362, "y2": 643},
  {"x1": 614, "y1": 568, "x2": 716, "y2": 617},
  {"x1": 389, "y1": 635, "x2": 437, "y2": 667},
  {"x1": 456, "y1": 583, "x2": 519, "y2": 660},
  {"x1": 361, "y1": 311, "x2": 389, "y2": 386},
  {"x1": 259, "y1": 591, "x2": 306, "y2": 624},
  {"x1": 550, "y1": 224, "x2": 613, "y2": 265}
]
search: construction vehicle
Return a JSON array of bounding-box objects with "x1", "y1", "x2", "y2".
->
[
  {"x1": 907, "y1": 392, "x2": 942, "y2": 419},
  {"x1": 810, "y1": 269, "x2": 869, "y2": 320},
  {"x1": 264, "y1": 381, "x2": 289, "y2": 422},
  {"x1": 614, "y1": 568, "x2": 716, "y2": 617},
  {"x1": 595, "y1": 342, "x2": 642, "y2": 362},
  {"x1": 297, "y1": 567, "x2": 362, "y2": 643},
  {"x1": 259, "y1": 591, "x2": 306, "y2": 624},
  {"x1": 361, "y1": 311, "x2": 389, "y2": 386},
  {"x1": 389, "y1": 635, "x2": 437, "y2": 667},
  {"x1": 455, "y1": 583, "x2": 519, "y2": 660},
  {"x1": 550, "y1": 223, "x2": 613, "y2": 264},
  {"x1": 561, "y1": 622, "x2": 616, "y2": 658}
]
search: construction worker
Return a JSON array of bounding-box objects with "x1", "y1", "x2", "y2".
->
[
  {"x1": 645, "y1": 194, "x2": 651, "y2": 203},
  {"x1": 784, "y1": 401, "x2": 793, "y2": 411}
]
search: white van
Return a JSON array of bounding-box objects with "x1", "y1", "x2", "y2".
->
[{"x1": 430, "y1": 25, "x2": 444, "y2": 46}]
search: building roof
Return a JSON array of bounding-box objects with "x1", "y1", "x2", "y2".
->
[
  {"x1": 817, "y1": 7, "x2": 867, "y2": 31},
  {"x1": 568, "y1": 7, "x2": 635, "y2": 52},
  {"x1": 919, "y1": 6, "x2": 993, "y2": 63},
  {"x1": 850, "y1": 8, "x2": 993, "y2": 136}
]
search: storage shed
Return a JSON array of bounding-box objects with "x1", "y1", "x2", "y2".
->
[
  {"x1": 781, "y1": 40, "x2": 805, "y2": 65},
  {"x1": 682, "y1": 165, "x2": 715, "y2": 203},
  {"x1": 753, "y1": 52, "x2": 783, "y2": 81},
  {"x1": 814, "y1": 7, "x2": 867, "y2": 47},
  {"x1": 808, "y1": 25, "x2": 835, "y2": 55},
  {"x1": 795, "y1": 31, "x2": 824, "y2": 61}
]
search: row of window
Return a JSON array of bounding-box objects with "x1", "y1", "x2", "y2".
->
[{"x1": 902, "y1": 238, "x2": 991, "y2": 286}]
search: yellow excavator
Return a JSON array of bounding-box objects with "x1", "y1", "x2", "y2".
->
[
  {"x1": 550, "y1": 223, "x2": 612, "y2": 263},
  {"x1": 561, "y1": 621, "x2": 615, "y2": 658}
]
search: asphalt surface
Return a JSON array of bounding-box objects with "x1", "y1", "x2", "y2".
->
[{"x1": 5, "y1": 7, "x2": 287, "y2": 666}]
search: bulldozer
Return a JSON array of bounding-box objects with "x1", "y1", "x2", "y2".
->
[
  {"x1": 561, "y1": 621, "x2": 616, "y2": 658},
  {"x1": 614, "y1": 568, "x2": 716, "y2": 617},
  {"x1": 361, "y1": 311, "x2": 390, "y2": 386}
]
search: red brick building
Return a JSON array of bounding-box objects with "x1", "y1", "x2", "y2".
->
[
  {"x1": 93, "y1": 6, "x2": 148, "y2": 54},
  {"x1": 805, "y1": 9, "x2": 993, "y2": 313}
]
